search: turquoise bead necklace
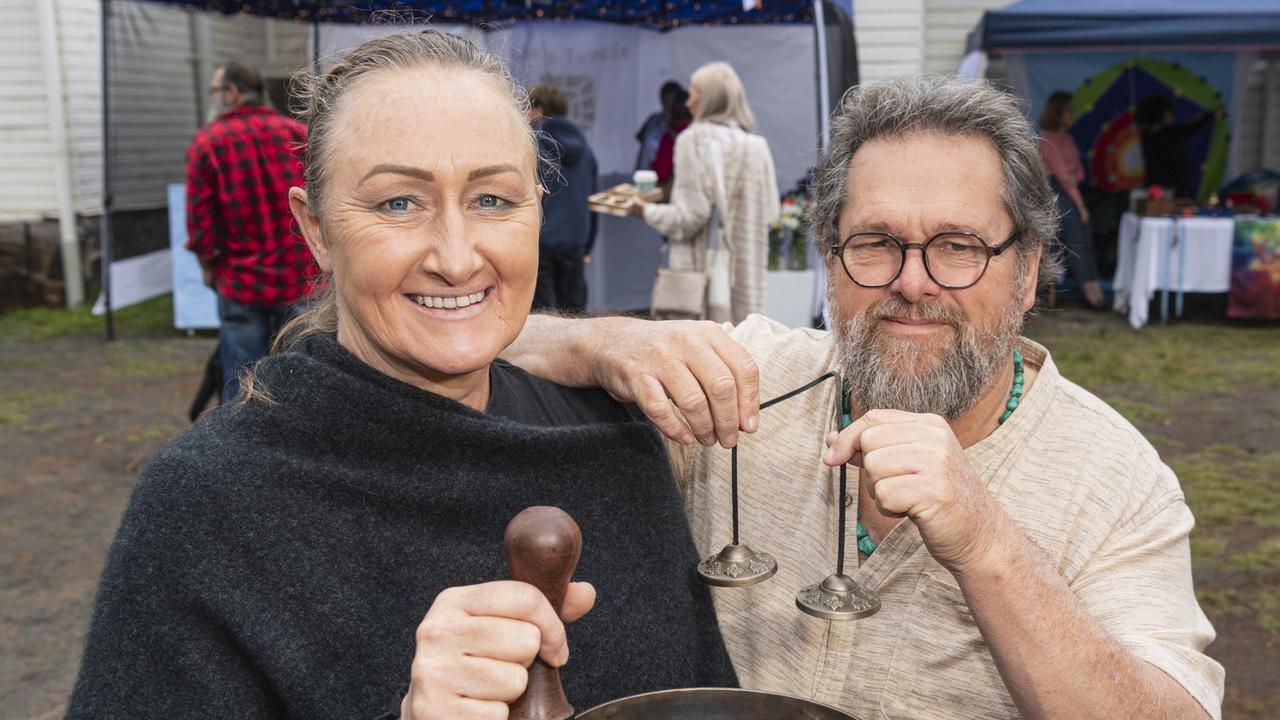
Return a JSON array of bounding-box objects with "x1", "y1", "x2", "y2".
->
[
  {"x1": 998, "y1": 348, "x2": 1025, "y2": 424},
  {"x1": 851, "y1": 348, "x2": 1024, "y2": 557}
]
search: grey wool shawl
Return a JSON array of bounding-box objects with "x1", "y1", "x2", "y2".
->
[{"x1": 66, "y1": 333, "x2": 736, "y2": 719}]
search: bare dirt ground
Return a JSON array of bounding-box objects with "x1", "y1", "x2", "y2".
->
[
  {"x1": 1, "y1": 302, "x2": 1276, "y2": 719},
  {"x1": 1, "y1": 326, "x2": 214, "y2": 720}
]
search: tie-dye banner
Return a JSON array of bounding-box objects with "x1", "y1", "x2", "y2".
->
[{"x1": 1229, "y1": 219, "x2": 1280, "y2": 321}]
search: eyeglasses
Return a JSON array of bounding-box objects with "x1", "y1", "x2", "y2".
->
[{"x1": 830, "y1": 231, "x2": 1019, "y2": 290}]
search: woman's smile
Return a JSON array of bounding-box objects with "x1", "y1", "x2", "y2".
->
[
  {"x1": 288, "y1": 62, "x2": 542, "y2": 392},
  {"x1": 405, "y1": 288, "x2": 492, "y2": 318}
]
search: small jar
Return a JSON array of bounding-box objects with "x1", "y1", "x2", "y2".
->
[{"x1": 633, "y1": 170, "x2": 658, "y2": 194}]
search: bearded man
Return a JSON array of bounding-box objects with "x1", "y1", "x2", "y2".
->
[{"x1": 505, "y1": 77, "x2": 1222, "y2": 719}]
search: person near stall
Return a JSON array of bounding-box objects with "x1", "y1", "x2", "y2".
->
[
  {"x1": 634, "y1": 80, "x2": 686, "y2": 174},
  {"x1": 528, "y1": 83, "x2": 598, "y2": 312},
  {"x1": 1136, "y1": 95, "x2": 1221, "y2": 199},
  {"x1": 1037, "y1": 91, "x2": 1105, "y2": 308},
  {"x1": 651, "y1": 87, "x2": 692, "y2": 192}
]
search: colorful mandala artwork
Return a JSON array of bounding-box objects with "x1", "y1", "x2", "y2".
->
[
  {"x1": 1088, "y1": 110, "x2": 1145, "y2": 191},
  {"x1": 1068, "y1": 58, "x2": 1228, "y2": 201}
]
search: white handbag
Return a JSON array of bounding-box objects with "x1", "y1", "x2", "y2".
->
[
  {"x1": 704, "y1": 134, "x2": 736, "y2": 316},
  {"x1": 706, "y1": 223, "x2": 731, "y2": 311}
]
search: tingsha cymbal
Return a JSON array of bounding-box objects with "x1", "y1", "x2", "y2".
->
[
  {"x1": 576, "y1": 687, "x2": 860, "y2": 719},
  {"x1": 796, "y1": 573, "x2": 881, "y2": 620},
  {"x1": 696, "y1": 543, "x2": 777, "y2": 587}
]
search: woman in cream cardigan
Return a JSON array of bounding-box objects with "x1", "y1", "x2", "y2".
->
[{"x1": 634, "y1": 62, "x2": 779, "y2": 323}]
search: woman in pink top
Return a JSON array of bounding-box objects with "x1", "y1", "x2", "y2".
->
[{"x1": 1038, "y1": 91, "x2": 1105, "y2": 308}]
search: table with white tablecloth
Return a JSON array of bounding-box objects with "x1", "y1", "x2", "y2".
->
[{"x1": 1111, "y1": 212, "x2": 1236, "y2": 328}]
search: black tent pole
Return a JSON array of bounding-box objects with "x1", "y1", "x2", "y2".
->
[
  {"x1": 100, "y1": 0, "x2": 114, "y2": 341},
  {"x1": 311, "y1": 18, "x2": 319, "y2": 77},
  {"x1": 812, "y1": 0, "x2": 831, "y2": 152}
]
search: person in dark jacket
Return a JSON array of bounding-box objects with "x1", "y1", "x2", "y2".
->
[
  {"x1": 1136, "y1": 95, "x2": 1221, "y2": 199},
  {"x1": 529, "y1": 84, "x2": 598, "y2": 311}
]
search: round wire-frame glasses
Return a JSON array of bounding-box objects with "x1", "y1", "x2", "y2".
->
[{"x1": 830, "y1": 231, "x2": 1019, "y2": 290}]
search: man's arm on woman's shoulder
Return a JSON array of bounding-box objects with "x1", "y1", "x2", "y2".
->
[{"x1": 502, "y1": 313, "x2": 759, "y2": 448}]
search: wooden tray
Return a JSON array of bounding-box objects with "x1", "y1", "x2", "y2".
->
[{"x1": 588, "y1": 184, "x2": 664, "y2": 216}]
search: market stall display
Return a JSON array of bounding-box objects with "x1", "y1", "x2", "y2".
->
[
  {"x1": 1111, "y1": 211, "x2": 1278, "y2": 328},
  {"x1": 1229, "y1": 219, "x2": 1280, "y2": 321}
]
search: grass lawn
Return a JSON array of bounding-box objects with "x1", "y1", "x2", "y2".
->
[
  {"x1": 1025, "y1": 305, "x2": 1280, "y2": 717},
  {"x1": 1, "y1": 296, "x2": 1276, "y2": 717}
]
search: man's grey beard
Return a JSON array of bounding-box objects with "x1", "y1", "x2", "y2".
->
[{"x1": 830, "y1": 281, "x2": 1027, "y2": 420}]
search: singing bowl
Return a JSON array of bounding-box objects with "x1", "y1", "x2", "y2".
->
[{"x1": 575, "y1": 687, "x2": 860, "y2": 719}]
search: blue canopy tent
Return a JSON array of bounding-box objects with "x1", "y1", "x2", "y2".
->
[
  {"x1": 964, "y1": 0, "x2": 1280, "y2": 204},
  {"x1": 969, "y1": 0, "x2": 1280, "y2": 52},
  {"x1": 98, "y1": 0, "x2": 859, "y2": 336}
]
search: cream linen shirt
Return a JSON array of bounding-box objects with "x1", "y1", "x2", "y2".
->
[{"x1": 667, "y1": 314, "x2": 1224, "y2": 720}]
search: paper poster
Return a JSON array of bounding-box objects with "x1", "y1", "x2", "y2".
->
[{"x1": 167, "y1": 183, "x2": 220, "y2": 329}]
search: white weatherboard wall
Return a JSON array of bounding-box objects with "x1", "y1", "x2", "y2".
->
[
  {"x1": 852, "y1": 0, "x2": 1009, "y2": 81},
  {"x1": 0, "y1": 0, "x2": 310, "y2": 222},
  {"x1": 853, "y1": 0, "x2": 924, "y2": 80},
  {"x1": 0, "y1": 0, "x2": 58, "y2": 222},
  {"x1": 61, "y1": 0, "x2": 103, "y2": 215},
  {"x1": 923, "y1": 0, "x2": 1007, "y2": 75},
  {"x1": 1233, "y1": 55, "x2": 1280, "y2": 174}
]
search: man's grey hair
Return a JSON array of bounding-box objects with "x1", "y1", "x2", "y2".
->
[{"x1": 810, "y1": 76, "x2": 1064, "y2": 289}]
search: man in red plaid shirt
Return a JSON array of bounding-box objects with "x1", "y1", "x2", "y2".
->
[{"x1": 186, "y1": 59, "x2": 315, "y2": 401}]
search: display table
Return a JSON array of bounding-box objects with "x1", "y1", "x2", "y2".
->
[
  {"x1": 584, "y1": 212, "x2": 665, "y2": 313},
  {"x1": 1111, "y1": 212, "x2": 1235, "y2": 328}
]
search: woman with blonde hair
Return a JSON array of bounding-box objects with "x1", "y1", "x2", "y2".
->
[
  {"x1": 634, "y1": 61, "x2": 779, "y2": 323},
  {"x1": 65, "y1": 29, "x2": 734, "y2": 720}
]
